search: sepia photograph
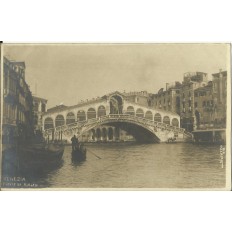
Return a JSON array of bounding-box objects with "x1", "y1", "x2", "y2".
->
[{"x1": 0, "y1": 43, "x2": 231, "y2": 190}]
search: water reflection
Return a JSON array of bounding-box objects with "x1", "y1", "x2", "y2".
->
[
  {"x1": 2, "y1": 143, "x2": 226, "y2": 189},
  {"x1": 71, "y1": 157, "x2": 86, "y2": 168},
  {"x1": 2, "y1": 148, "x2": 64, "y2": 188}
]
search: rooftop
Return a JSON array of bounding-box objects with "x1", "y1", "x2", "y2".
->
[
  {"x1": 32, "y1": 95, "x2": 48, "y2": 103},
  {"x1": 47, "y1": 105, "x2": 68, "y2": 113},
  {"x1": 212, "y1": 70, "x2": 227, "y2": 77}
]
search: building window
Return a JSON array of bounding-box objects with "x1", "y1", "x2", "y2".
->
[
  {"x1": 41, "y1": 103, "x2": 46, "y2": 112},
  {"x1": 202, "y1": 101, "x2": 206, "y2": 107},
  {"x1": 34, "y1": 102, "x2": 39, "y2": 112},
  {"x1": 194, "y1": 102, "x2": 198, "y2": 108}
]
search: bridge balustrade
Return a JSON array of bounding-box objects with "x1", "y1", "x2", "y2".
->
[{"x1": 44, "y1": 114, "x2": 186, "y2": 137}]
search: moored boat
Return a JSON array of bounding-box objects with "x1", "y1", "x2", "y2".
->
[
  {"x1": 165, "y1": 137, "x2": 177, "y2": 143},
  {"x1": 18, "y1": 143, "x2": 65, "y2": 169}
]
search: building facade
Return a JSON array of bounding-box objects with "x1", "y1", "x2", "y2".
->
[
  {"x1": 179, "y1": 72, "x2": 208, "y2": 132},
  {"x1": 151, "y1": 81, "x2": 181, "y2": 115},
  {"x1": 195, "y1": 71, "x2": 227, "y2": 128},
  {"x1": 194, "y1": 82, "x2": 214, "y2": 128},
  {"x1": 211, "y1": 70, "x2": 227, "y2": 127},
  {"x1": 2, "y1": 57, "x2": 34, "y2": 144},
  {"x1": 33, "y1": 96, "x2": 48, "y2": 131},
  {"x1": 124, "y1": 91, "x2": 152, "y2": 107},
  {"x1": 149, "y1": 71, "x2": 227, "y2": 132}
]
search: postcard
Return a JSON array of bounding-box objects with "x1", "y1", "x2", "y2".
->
[{"x1": 0, "y1": 43, "x2": 231, "y2": 190}]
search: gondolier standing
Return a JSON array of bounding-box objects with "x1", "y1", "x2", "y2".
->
[{"x1": 71, "y1": 135, "x2": 77, "y2": 151}]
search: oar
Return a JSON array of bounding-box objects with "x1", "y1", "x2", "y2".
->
[{"x1": 87, "y1": 148, "x2": 102, "y2": 159}]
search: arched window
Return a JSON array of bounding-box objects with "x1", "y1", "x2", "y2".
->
[
  {"x1": 44, "y1": 117, "x2": 54, "y2": 130},
  {"x1": 126, "y1": 106, "x2": 135, "y2": 115},
  {"x1": 77, "y1": 110, "x2": 86, "y2": 121},
  {"x1": 87, "y1": 108, "x2": 96, "y2": 119},
  {"x1": 97, "y1": 105, "x2": 106, "y2": 117},
  {"x1": 145, "y1": 111, "x2": 153, "y2": 120},
  {"x1": 55, "y1": 115, "x2": 65, "y2": 127},
  {"x1": 154, "y1": 113, "x2": 162, "y2": 122},
  {"x1": 172, "y1": 118, "x2": 179, "y2": 127},
  {"x1": 41, "y1": 103, "x2": 46, "y2": 112},
  {"x1": 66, "y1": 112, "x2": 75, "y2": 125},
  {"x1": 163, "y1": 116, "x2": 170, "y2": 125},
  {"x1": 136, "y1": 108, "x2": 144, "y2": 118}
]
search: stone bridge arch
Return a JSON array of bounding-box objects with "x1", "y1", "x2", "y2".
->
[
  {"x1": 87, "y1": 108, "x2": 97, "y2": 119},
  {"x1": 136, "y1": 108, "x2": 144, "y2": 118},
  {"x1": 145, "y1": 110, "x2": 153, "y2": 120},
  {"x1": 44, "y1": 117, "x2": 54, "y2": 130},
  {"x1": 55, "y1": 115, "x2": 65, "y2": 127},
  {"x1": 163, "y1": 116, "x2": 170, "y2": 125},
  {"x1": 80, "y1": 120, "x2": 160, "y2": 143},
  {"x1": 44, "y1": 114, "x2": 189, "y2": 143},
  {"x1": 66, "y1": 112, "x2": 75, "y2": 125},
  {"x1": 126, "y1": 106, "x2": 135, "y2": 115},
  {"x1": 97, "y1": 105, "x2": 106, "y2": 117},
  {"x1": 77, "y1": 110, "x2": 86, "y2": 121}
]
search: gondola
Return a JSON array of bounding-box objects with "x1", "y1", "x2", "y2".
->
[
  {"x1": 71, "y1": 144, "x2": 87, "y2": 162},
  {"x1": 18, "y1": 143, "x2": 65, "y2": 169}
]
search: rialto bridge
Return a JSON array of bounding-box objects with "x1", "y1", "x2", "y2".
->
[{"x1": 42, "y1": 92, "x2": 192, "y2": 143}]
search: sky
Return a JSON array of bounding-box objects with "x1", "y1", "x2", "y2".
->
[{"x1": 3, "y1": 44, "x2": 229, "y2": 108}]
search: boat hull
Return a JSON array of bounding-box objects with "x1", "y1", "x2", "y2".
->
[
  {"x1": 18, "y1": 144, "x2": 65, "y2": 169},
  {"x1": 71, "y1": 148, "x2": 86, "y2": 162}
]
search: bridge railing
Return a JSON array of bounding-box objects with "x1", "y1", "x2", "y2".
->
[{"x1": 44, "y1": 114, "x2": 186, "y2": 135}]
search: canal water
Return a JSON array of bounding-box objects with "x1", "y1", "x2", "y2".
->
[{"x1": 2, "y1": 143, "x2": 226, "y2": 189}]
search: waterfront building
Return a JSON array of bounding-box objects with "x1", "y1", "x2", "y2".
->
[
  {"x1": 151, "y1": 81, "x2": 182, "y2": 114},
  {"x1": 212, "y1": 70, "x2": 227, "y2": 127},
  {"x1": 2, "y1": 57, "x2": 34, "y2": 143},
  {"x1": 181, "y1": 70, "x2": 227, "y2": 131},
  {"x1": 33, "y1": 96, "x2": 48, "y2": 131},
  {"x1": 179, "y1": 72, "x2": 208, "y2": 132},
  {"x1": 194, "y1": 81, "x2": 214, "y2": 128},
  {"x1": 124, "y1": 91, "x2": 152, "y2": 107}
]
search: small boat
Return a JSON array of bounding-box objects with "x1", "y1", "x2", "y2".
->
[
  {"x1": 166, "y1": 138, "x2": 177, "y2": 144},
  {"x1": 18, "y1": 143, "x2": 65, "y2": 169},
  {"x1": 72, "y1": 144, "x2": 87, "y2": 162}
]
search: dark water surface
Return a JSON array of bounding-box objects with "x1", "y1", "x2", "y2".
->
[{"x1": 2, "y1": 143, "x2": 226, "y2": 189}]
